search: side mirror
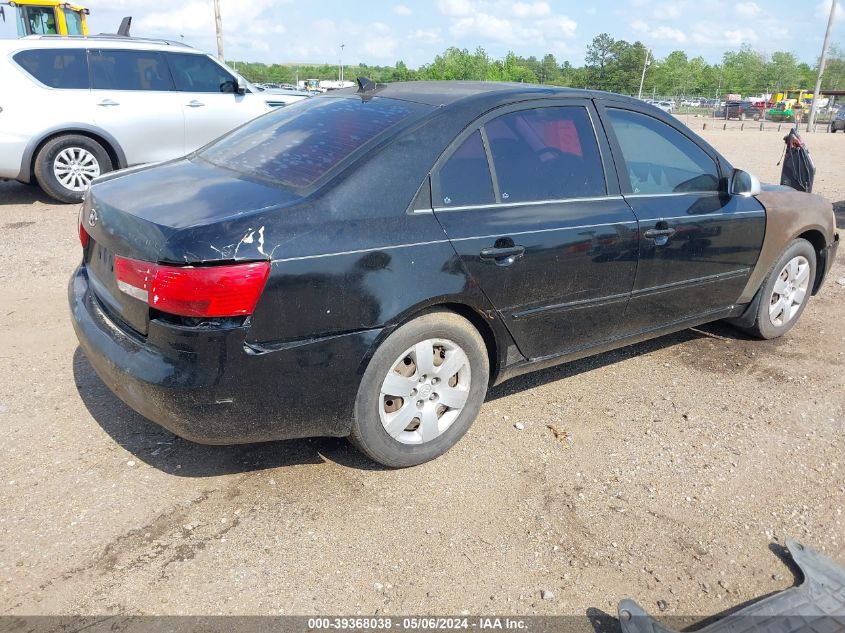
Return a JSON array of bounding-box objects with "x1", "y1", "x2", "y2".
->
[
  {"x1": 235, "y1": 77, "x2": 246, "y2": 95},
  {"x1": 730, "y1": 169, "x2": 761, "y2": 197}
]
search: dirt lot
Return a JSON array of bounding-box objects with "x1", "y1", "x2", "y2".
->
[{"x1": 0, "y1": 128, "x2": 843, "y2": 625}]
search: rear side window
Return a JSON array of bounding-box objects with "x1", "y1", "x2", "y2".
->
[
  {"x1": 607, "y1": 108, "x2": 719, "y2": 194},
  {"x1": 13, "y1": 49, "x2": 89, "y2": 89},
  {"x1": 167, "y1": 53, "x2": 237, "y2": 93},
  {"x1": 90, "y1": 50, "x2": 174, "y2": 91},
  {"x1": 200, "y1": 97, "x2": 429, "y2": 189},
  {"x1": 485, "y1": 106, "x2": 606, "y2": 202},
  {"x1": 437, "y1": 131, "x2": 495, "y2": 207}
]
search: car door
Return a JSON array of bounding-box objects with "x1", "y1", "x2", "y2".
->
[
  {"x1": 166, "y1": 52, "x2": 270, "y2": 152},
  {"x1": 598, "y1": 103, "x2": 766, "y2": 332},
  {"x1": 430, "y1": 101, "x2": 639, "y2": 361},
  {"x1": 89, "y1": 48, "x2": 185, "y2": 164}
]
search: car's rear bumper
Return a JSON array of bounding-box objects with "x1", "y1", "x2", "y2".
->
[{"x1": 69, "y1": 265, "x2": 380, "y2": 444}]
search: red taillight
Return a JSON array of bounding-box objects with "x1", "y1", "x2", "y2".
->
[
  {"x1": 114, "y1": 256, "x2": 270, "y2": 318},
  {"x1": 79, "y1": 222, "x2": 89, "y2": 248}
]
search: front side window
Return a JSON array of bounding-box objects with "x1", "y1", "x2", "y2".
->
[
  {"x1": 13, "y1": 49, "x2": 89, "y2": 89},
  {"x1": 200, "y1": 97, "x2": 429, "y2": 189},
  {"x1": 437, "y1": 131, "x2": 495, "y2": 207},
  {"x1": 484, "y1": 106, "x2": 606, "y2": 202},
  {"x1": 607, "y1": 108, "x2": 720, "y2": 194},
  {"x1": 89, "y1": 50, "x2": 174, "y2": 91},
  {"x1": 167, "y1": 53, "x2": 237, "y2": 93}
]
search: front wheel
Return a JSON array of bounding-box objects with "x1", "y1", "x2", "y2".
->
[
  {"x1": 740, "y1": 239, "x2": 816, "y2": 340},
  {"x1": 349, "y1": 310, "x2": 489, "y2": 467},
  {"x1": 34, "y1": 134, "x2": 113, "y2": 204}
]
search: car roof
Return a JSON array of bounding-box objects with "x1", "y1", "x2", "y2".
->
[
  {"x1": 329, "y1": 80, "x2": 643, "y2": 108},
  {"x1": 0, "y1": 35, "x2": 198, "y2": 54}
]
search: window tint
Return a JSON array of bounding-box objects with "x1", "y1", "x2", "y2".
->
[
  {"x1": 13, "y1": 49, "x2": 89, "y2": 89},
  {"x1": 200, "y1": 97, "x2": 429, "y2": 189},
  {"x1": 90, "y1": 50, "x2": 174, "y2": 91},
  {"x1": 167, "y1": 53, "x2": 237, "y2": 93},
  {"x1": 607, "y1": 109, "x2": 720, "y2": 194},
  {"x1": 438, "y1": 131, "x2": 495, "y2": 207},
  {"x1": 484, "y1": 107, "x2": 606, "y2": 202}
]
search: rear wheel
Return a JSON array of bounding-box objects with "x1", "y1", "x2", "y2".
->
[
  {"x1": 349, "y1": 310, "x2": 489, "y2": 468},
  {"x1": 34, "y1": 134, "x2": 113, "y2": 204},
  {"x1": 741, "y1": 239, "x2": 816, "y2": 340}
]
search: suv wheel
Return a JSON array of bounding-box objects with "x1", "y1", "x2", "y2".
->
[
  {"x1": 349, "y1": 310, "x2": 489, "y2": 467},
  {"x1": 34, "y1": 135, "x2": 113, "y2": 204}
]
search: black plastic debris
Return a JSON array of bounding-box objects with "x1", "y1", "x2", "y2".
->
[
  {"x1": 618, "y1": 540, "x2": 845, "y2": 633},
  {"x1": 779, "y1": 128, "x2": 816, "y2": 193}
]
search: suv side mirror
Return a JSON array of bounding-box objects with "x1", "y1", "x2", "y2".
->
[
  {"x1": 730, "y1": 169, "x2": 761, "y2": 197},
  {"x1": 235, "y1": 77, "x2": 247, "y2": 95}
]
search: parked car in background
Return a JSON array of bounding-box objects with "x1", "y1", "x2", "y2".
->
[
  {"x1": 0, "y1": 36, "x2": 284, "y2": 203},
  {"x1": 715, "y1": 100, "x2": 764, "y2": 121},
  {"x1": 655, "y1": 100, "x2": 674, "y2": 113},
  {"x1": 831, "y1": 109, "x2": 845, "y2": 132},
  {"x1": 70, "y1": 81, "x2": 839, "y2": 467}
]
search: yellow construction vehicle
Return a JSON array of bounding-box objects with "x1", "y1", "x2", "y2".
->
[
  {"x1": 0, "y1": 1, "x2": 89, "y2": 36},
  {"x1": 767, "y1": 90, "x2": 814, "y2": 123}
]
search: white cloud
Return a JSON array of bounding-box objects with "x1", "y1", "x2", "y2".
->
[
  {"x1": 735, "y1": 2, "x2": 762, "y2": 17},
  {"x1": 412, "y1": 29, "x2": 443, "y2": 44},
  {"x1": 509, "y1": 1, "x2": 552, "y2": 18},
  {"x1": 393, "y1": 4, "x2": 412, "y2": 16},
  {"x1": 437, "y1": 0, "x2": 576, "y2": 49},
  {"x1": 651, "y1": 2, "x2": 685, "y2": 20},
  {"x1": 436, "y1": 0, "x2": 475, "y2": 16},
  {"x1": 632, "y1": 19, "x2": 687, "y2": 42}
]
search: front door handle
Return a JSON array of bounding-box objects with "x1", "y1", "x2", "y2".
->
[
  {"x1": 479, "y1": 244, "x2": 525, "y2": 264},
  {"x1": 186, "y1": 100, "x2": 206, "y2": 108},
  {"x1": 644, "y1": 228, "x2": 676, "y2": 239},
  {"x1": 96, "y1": 99, "x2": 120, "y2": 107}
]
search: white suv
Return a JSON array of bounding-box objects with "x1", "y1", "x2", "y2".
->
[{"x1": 0, "y1": 36, "x2": 305, "y2": 203}]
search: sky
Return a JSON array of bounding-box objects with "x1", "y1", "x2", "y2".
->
[{"x1": 79, "y1": 0, "x2": 844, "y2": 68}]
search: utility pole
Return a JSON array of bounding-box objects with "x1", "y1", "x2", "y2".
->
[
  {"x1": 807, "y1": 0, "x2": 836, "y2": 132},
  {"x1": 637, "y1": 48, "x2": 650, "y2": 100},
  {"x1": 213, "y1": 0, "x2": 224, "y2": 63},
  {"x1": 339, "y1": 43, "x2": 345, "y2": 83}
]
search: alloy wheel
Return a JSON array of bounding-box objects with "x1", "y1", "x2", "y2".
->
[
  {"x1": 769, "y1": 255, "x2": 810, "y2": 327},
  {"x1": 379, "y1": 338, "x2": 471, "y2": 445},
  {"x1": 53, "y1": 147, "x2": 101, "y2": 192}
]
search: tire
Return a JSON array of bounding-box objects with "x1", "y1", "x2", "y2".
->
[
  {"x1": 34, "y1": 134, "x2": 113, "y2": 204},
  {"x1": 741, "y1": 239, "x2": 816, "y2": 340},
  {"x1": 349, "y1": 310, "x2": 489, "y2": 468}
]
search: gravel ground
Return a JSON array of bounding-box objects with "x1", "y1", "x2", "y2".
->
[{"x1": 0, "y1": 128, "x2": 843, "y2": 624}]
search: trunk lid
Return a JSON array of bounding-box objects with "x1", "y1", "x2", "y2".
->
[{"x1": 83, "y1": 159, "x2": 300, "y2": 335}]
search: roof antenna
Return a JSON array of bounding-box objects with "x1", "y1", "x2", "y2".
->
[
  {"x1": 117, "y1": 16, "x2": 132, "y2": 37},
  {"x1": 356, "y1": 77, "x2": 377, "y2": 93}
]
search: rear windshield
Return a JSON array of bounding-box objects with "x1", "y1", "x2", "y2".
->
[{"x1": 199, "y1": 96, "x2": 431, "y2": 189}]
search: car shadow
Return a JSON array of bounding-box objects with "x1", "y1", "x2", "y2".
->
[
  {"x1": 71, "y1": 347, "x2": 389, "y2": 476},
  {"x1": 833, "y1": 200, "x2": 845, "y2": 229},
  {"x1": 486, "y1": 320, "x2": 752, "y2": 402},
  {"x1": 0, "y1": 180, "x2": 54, "y2": 205}
]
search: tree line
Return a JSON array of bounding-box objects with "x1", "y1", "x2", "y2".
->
[{"x1": 233, "y1": 33, "x2": 845, "y2": 98}]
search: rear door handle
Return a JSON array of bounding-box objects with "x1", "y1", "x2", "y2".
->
[
  {"x1": 186, "y1": 100, "x2": 206, "y2": 108},
  {"x1": 96, "y1": 99, "x2": 120, "y2": 107},
  {"x1": 644, "y1": 228, "x2": 676, "y2": 239},
  {"x1": 479, "y1": 245, "x2": 525, "y2": 263}
]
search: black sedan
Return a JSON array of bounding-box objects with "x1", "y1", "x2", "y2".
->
[{"x1": 70, "y1": 80, "x2": 840, "y2": 467}]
